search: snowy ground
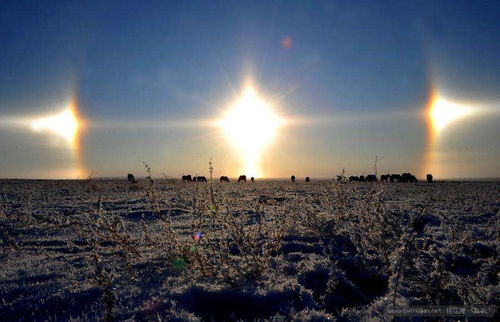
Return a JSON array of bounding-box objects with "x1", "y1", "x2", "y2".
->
[{"x1": 0, "y1": 179, "x2": 498, "y2": 321}]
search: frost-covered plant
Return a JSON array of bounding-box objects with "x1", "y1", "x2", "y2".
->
[
  {"x1": 387, "y1": 226, "x2": 416, "y2": 307},
  {"x1": 299, "y1": 181, "x2": 401, "y2": 269},
  {"x1": 140, "y1": 161, "x2": 287, "y2": 286},
  {"x1": 92, "y1": 250, "x2": 116, "y2": 322},
  {"x1": 298, "y1": 182, "x2": 354, "y2": 238},
  {"x1": 176, "y1": 161, "x2": 286, "y2": 286},
  {"x1": 350, "y1": 183, "x2": 401, "y2": 265},
  {"x1": 142, "y1": 162, "x2": 185, "y2": 262},
  {"x1": 199, "y1": 201, "x2": 286, "y2": 286},
  {"x1": 189, "y1": 182, "x2": 286, "y2": 286}
]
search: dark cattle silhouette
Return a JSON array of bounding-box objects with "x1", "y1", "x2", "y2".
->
[
  {"x1": 196, "y1": 176, "x2": 207, "y2": 182},
  {"x1": 349, "y1": 176, "x2": 359, "y2": 182},
  {"x1": 390, "y1": 174, "x2": 401, "y2": 182},
  {"x1": 251, "y1": 177, "x2": 255, "y2": 182},
  {"x1": 182, "y1": 175, "x2": 192, "y2": 182},
  {"x1": 336, "y1": 175, "x2": 344, "y2": 182},
  {"x1": 220, "y1": 176, "x2": 229, "y2": 182},
  {"x1": 401, "y1": 173, "x2": 418, "y2": 183},
  {"x1": 402, "y1": 173, "x2": 418, "y2": 183},
  {"x1": 401, "y1": 173, "x2": 411, "y2": 183},
  {"x1": 238, "y1": 175, "x2": 246, "y2": 183},
  {"x1": 366, "y1": 174, "x2": 377, "y2": 182},
  {"x1": 305, "y1": 177, "x2": 310, "y2": 182},
  {"x1": 291, "y1": 175, "x2": 296, "y2": 182},
  {"x1": 380, "y1": 174, "x2": 390, "y2": 182},
  {"x1": 127, "y1": 173, "x2": 137, "y2": 183},
  {"x1": 359, "y1": 175, "x2": 366, "y2": 182},
  {"x1": 426, "y1": 174, "x2": 433, "y2": 183}
]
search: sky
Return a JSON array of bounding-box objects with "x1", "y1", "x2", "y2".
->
[{"x1": 0, "y1": 0, "x2": 499, "y2": 179}]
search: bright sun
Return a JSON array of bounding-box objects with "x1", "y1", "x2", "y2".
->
[
  {"x1": 30, "y1": 107, "x2": 80, "y2": 146},
  {"x1": 217, "y1": 85, "x2": 284, "y2": 177},
  {"x1": 429, "y1": 97, "x2": 472, "y2": 133}
]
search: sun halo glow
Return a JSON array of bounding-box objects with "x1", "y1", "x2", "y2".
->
[
  {"x1": 217, "y1": 86, "x2": 284, "y2": 177},
  {"x1": 30, "y1": 105, "x2": 81, "y2": 147},
  {"x1": 429, "y1": 96, "x2": 472, "y2": 134}
]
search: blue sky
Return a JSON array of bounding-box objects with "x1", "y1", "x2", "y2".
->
[{"x1": 0, "y1": 0, "x2": 499, "y2": 179}]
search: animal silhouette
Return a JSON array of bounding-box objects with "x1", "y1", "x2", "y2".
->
[
  {"x1": 401, "y1": 173, "x2": 411, "y2": 183},
  {"x1": 238, "y1": 175, "x2": 246, "y2": 183},
  {"x1": 196, "y1": 176, "x2": 207, "y2": 182},
  {"x1": 348, "y1": 172, "x2": 419, "y2": 183},
  {"x1": 400, "y1": 173, "x2": 418, "y2": 183},
  {"x1": 251, "y1": 177, "x2": 255, "y2": 182},
  {"x1": 127, "y1": 173, "x2": 137, "y2": 183},
  {"x1": 182, "y1": 175, "x2": 192, "y2": 182},
  {"x1": 426, "y1": 174, "x2": 433, "y2": 183},
  {"x1": 401, "y1": 173, "x2": 417, "y2": 183},
  {"x1": 305, "y1": 177, "x2": 310, "y2": 182},
  {"x1": 390, "y1": 174, "x2": 401, "y2": 182},
  {"x1": 220, "y1": 176, "x2": 229, "y2": 182},
  {"x1": 291, "y1": 175, "x2": 296, "y2": 182}
]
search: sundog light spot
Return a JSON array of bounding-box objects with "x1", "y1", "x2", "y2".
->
[
  {"x1": 30, "y1": 106, "x2": 80, "y2": 147},
  {"x1": 217, "y1": 85, "x2": 284, "y2": 177},
  {"x1": 424, "y1": 93, "x2": 480, "y2": 178},
  {"x1": 27, "y1": 97, "x2": 85, "y2": 178},
  {"x1": 429, "y1": 96, "x2": 472, "y2": 134}
]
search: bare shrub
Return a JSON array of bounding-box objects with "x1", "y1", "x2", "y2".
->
[{"x1": 180, "y1": 160, "x2": 288, "y2": 286}]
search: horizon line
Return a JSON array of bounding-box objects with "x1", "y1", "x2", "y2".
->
[{"x1": 1, "y1": 177, "x2": 499, "y2": 182}]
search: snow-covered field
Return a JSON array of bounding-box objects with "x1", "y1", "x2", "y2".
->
[{"x1": 0, "y1": 179, "x2": 498, "y2": 321}]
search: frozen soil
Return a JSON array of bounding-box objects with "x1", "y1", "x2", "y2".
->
[{"x1": 0, "y1": 179, "x2": 498, "y2": 321}]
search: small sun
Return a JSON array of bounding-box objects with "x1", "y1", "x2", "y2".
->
[
  {"x1": 429, "y1": 96, "x2": 472, "y2": 133},
  {"x1": 30, "y1": 107, "x2": 80, "y2": 145}
]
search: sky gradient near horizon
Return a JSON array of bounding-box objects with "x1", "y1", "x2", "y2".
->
[{"x1": 1, "y1": 0, "x2": 499, "y2": 179}]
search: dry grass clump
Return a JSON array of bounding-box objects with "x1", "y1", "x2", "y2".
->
[
  {"x1": 189, "y1": 197, "x2": 287, "y2": 286},
  {"x1": 297, "y1": 180, "x2": 401, "y2": 265},
  {"x1": 141, "y1": 161, "x2": 288, "y2": 287}
]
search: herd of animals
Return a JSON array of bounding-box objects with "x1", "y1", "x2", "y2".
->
[
  {"x1": 347, "y1": 172, "x2": 430, "y2": 183},
  {"x1": 127, "y1": 172, "x2": 434, "y2": 183}
]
